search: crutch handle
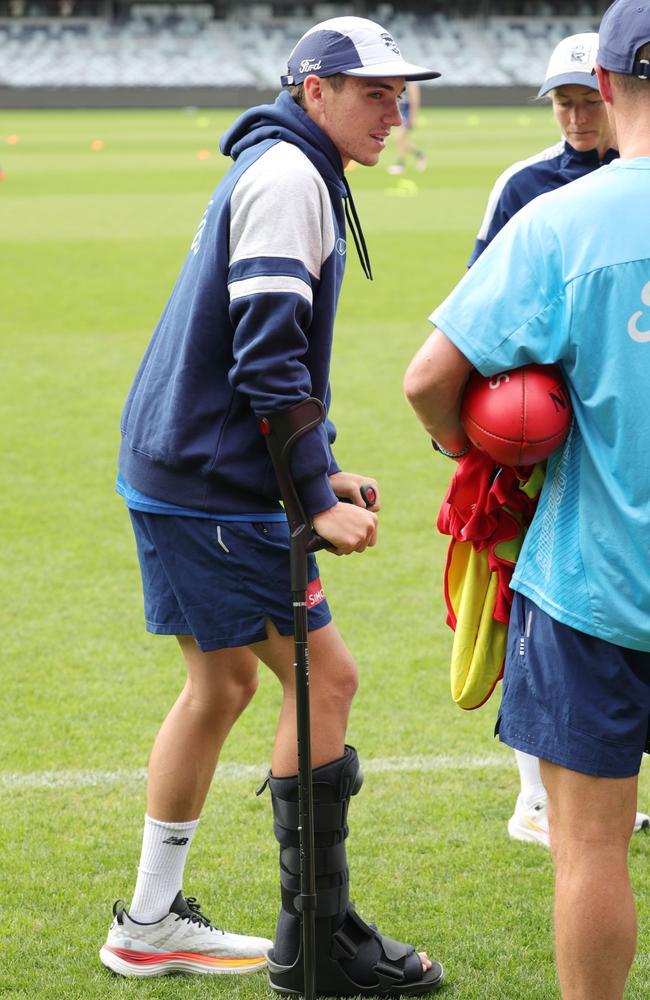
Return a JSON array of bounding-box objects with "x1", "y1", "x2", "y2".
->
[
  {"x1": 259, "y1": 401, "x2": 324, "y2": 530},
  {"x1": 338, "y1": 484, "x2": 377, "y2": 508},
  {"x1": 259, "y1": 401, "x2": 377, "y2": 543},
  {"x1": 360, "y1": 484, "x2": 377, "y2": 507},
  {"x1": 259, "y1": 399, "x2": 336, "y2": 559}
]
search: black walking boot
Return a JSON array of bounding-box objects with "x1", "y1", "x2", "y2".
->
[{"x1": 261, "y1": 746, "x2": 444, "y2": 997}]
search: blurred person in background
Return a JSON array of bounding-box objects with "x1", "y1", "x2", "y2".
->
[{"x1": 388, "y1": 80, "x2": 427, "y2": 174}]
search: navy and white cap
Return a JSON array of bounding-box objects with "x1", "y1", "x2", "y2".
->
[
  {"x1": 597, "y1": 0, "x2": 650, "y2": 79},
  {"x1": 280, "y1": 16, "x2": 441, "y2": 87},
  {"x1": 537, "y1": 32, "x2": 600, "y2": 97}
]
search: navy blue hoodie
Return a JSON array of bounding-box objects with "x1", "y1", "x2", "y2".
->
[{"x1": 119, "y1": 92, "x2": 350, "y2": 517}]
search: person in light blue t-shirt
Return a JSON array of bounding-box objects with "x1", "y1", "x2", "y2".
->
[
  {"x1": 468, "y1": 29, "x2": 649, "y2": 852},
  {"x1": 405, "y1": 2, "x2": 650, "y2": 997}
]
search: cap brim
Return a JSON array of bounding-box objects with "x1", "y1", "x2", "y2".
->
[
  {"x1": 344, "y1": 60, "x2": 441, "y2": 81},
  {"x1": 537, "y1": 71, "x2": 600, "y2": 97}
]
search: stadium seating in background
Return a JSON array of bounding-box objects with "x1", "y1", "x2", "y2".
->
[{"x1": 0, "y1": 9, "x2": 601, "y2": 88}]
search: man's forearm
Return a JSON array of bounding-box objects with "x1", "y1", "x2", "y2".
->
[{"x1": 403, "y1": 326, "x2": 473, "y2": 451}]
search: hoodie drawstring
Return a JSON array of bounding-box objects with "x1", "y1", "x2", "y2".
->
[{"x1": 343, "y1": 177, "x2": 373, "y2": 281}]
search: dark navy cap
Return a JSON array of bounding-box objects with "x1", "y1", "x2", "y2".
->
[
  {"x1": 281, "y1": 16, "x2": 440, "y2": 87},
  {"x1": 598, "y1": 0, "x2": 650, "y2": 78}
]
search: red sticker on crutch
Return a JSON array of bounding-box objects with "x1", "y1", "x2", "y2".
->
[{"x1": 306, "y1": 577, "x2": 326, "y2": 608}]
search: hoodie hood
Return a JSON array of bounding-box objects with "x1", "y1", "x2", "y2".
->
[
  {"x1": 220, "y1": 91, "x2": 346, "y2": 200},
  {"x1": 220, "y1": 90, "x2": 373, "y2": 280}
]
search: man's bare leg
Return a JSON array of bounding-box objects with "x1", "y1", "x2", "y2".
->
[
  {"x1": 541, "y1": 760, "x2": 638, "y2": 1000},
  {"x1": 251, "y1": 619, "x2": 358, "y2": 775},
  {"x1": 146, "y1": 620, "x2": 355, "y2": 819},
  {"x1": 147, "y1": 636, "x2": 259, "y2": 820}
]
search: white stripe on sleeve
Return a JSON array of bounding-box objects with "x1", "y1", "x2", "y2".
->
[
  {"x1": 475, "y1": 140, "x2": 564, "y2": 241},
  {"x1": 228, "y1": 273, "x2": 313, "y2": 305}
]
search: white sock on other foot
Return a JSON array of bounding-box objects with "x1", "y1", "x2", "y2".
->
[
  {"x1": 129, "y1": 814, "x2": 199, "y2": 923},
  {"x1": 514, "y1": 749, "x2": 547, "y2": 810}
]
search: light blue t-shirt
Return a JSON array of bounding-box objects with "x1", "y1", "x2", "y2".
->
[
  {"x1": 116, "y1": 474, "x2": 288, "y2": 522},
  {"x1": 430, "y1": 157, "x2": 650, "y2": 652}
]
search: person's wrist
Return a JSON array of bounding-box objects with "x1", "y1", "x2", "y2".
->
[{"x1": 431, "y1": 438, "x2": 471, "y2": 459}]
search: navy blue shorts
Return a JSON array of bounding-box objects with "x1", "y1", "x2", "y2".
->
[
  {"x1": 129, "y1": 511, "x2": 332, "y2": 651},
  {"x1": 497, "y1": 593, "x2": 650, "y2": 778}
]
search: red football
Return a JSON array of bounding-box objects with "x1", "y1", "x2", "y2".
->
[{"x1": 460, "y1": 364, "x2": 572, "y2": 467}]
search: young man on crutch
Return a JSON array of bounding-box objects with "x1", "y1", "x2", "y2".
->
[{"x1": 101, "y1": 15, "x2": 443, "y2": 997}]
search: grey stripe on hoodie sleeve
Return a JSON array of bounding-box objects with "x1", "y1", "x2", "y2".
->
[{"x1": 228, "y1": 141, "x2": 335, "y2": 302}]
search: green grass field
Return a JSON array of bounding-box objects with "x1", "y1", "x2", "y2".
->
[{"x1": 2, "y1": 105, "x2": 649, "y2": 999}]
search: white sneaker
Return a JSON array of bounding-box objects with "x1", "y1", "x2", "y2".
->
[
  {"x1": 507, "y1": 794, "x2": 549, "y2": 847},
  {"x1": 99, "y1": 891, "x2": 272, "y2": 977},
  {"x1": 508, "y1": 794, "x2": 650, "y2": 848},
  {"x1": 387, "y1": 163, "x2": 405, "y2": 175}
]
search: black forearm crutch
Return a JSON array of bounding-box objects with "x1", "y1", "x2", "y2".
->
[
  {"x1": 259, "y1": 397, "x2": 330, "y2": 1000},
  {"x1": 259, "y1": 399, "x2": 377, "y2": 1000}
]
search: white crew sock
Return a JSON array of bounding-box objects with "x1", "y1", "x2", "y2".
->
[
  {"x1": 129, "y1": 814, "x2": 199, "y2": 923},
  {"x1": 515, "y1": 749, "x2": 548, "y2": 810}
]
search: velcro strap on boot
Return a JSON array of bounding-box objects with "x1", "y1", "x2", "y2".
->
[
  {"x1": 330, "y1": 905, "x2": 416, "y2": 988},
  {"x1": 330, "y1": 926, "x2": 360, "y2": 960},
  {"x1": 272, "y1": 796, "x2": 349, "y2": 833},
  {"x1": 346, "y1": 902, "x2": 378, "y2": 935},
  {"x1": 375, "y1": 960, "x2": 407, "y2": 987},
  {"x1": 280, "y1": 841, "x2": 347, "y2": 877},
  {"x1": 343, "y1": 906, "x2": 412, "y2": 963},
  {"x1": 379, "y1": 935, "x2": 411, "y2": 961},
  {"x1": 280, "y1": 879, "x2": 349, "y2": 918}
]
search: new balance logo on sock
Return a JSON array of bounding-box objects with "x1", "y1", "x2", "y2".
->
[{"x1": 162, "y1": 836, "x2": 190, "y2": 846}]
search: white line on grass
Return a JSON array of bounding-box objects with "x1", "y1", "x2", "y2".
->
[{"x1": 1, "y1": 753, "x2": 510, "y2": 791}]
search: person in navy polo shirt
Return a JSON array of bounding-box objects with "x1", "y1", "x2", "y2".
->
[{"x1": 469, "y1": 32, "x2": 618, "y2": 267}]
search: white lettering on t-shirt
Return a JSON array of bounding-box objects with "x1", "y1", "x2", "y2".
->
[{"x1": 627, "y1": 280, "x2": 650, "y2": 343}]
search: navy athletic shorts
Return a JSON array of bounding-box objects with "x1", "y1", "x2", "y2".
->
[
  {"x1": 129, "y1": 510, "x2": 332, "y2": 651},
  {"x1": 497, "y1": 592, "x2": 650, "y2": 778}
]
